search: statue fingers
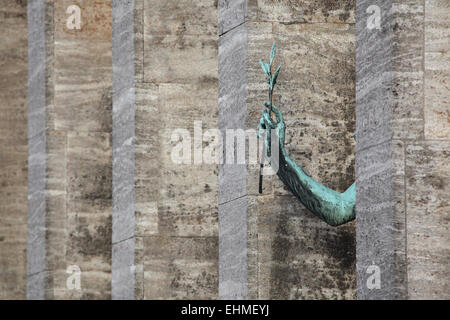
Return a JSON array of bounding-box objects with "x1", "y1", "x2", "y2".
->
[
  {"x1": 264, "y1": 102, "x2": 284, "y2": 126},
  {"x1": 262, "y1": 110, "x2": 276, "y2": 129}
]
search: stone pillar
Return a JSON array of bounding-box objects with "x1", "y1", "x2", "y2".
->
[
  {"x1": 0, "y1": 0, "x2": 29, "y2": 299},
  {"x1": 25, "y1": 0, "x2": 221, "y2": 300},
  {"x1": 26, "y1": 0, "x2": 46, "y2": 299},
  {"x1": 218, "y1": 0, "x2": 248, "y2": 299},
  {"x1": 356, "y1": 0, "x2": 449, "y2": 299}
]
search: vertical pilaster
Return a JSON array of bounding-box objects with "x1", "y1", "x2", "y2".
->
[
  {"x1": 27, "y1": 0, "x2": 46, "y2": 300},
  {"x1": 218, "y1": 0, "x2": 248, "y2": 300},
  {"x1": 112, "y1": 0, "x2": 136, "y2": 300},
  {"x1": 356, "y1": 0, "x2": 407, "y2": 299},
  {"x1": 135, "y1": 0, "x2": 219, "y2": 299},
  {"x1": 26, "y1": 0, "x2": 114, "y2": 299}
]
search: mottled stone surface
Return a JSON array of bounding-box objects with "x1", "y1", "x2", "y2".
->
[
  {"x1": 272, "y1": 23, "x2": 356, "y2": 191},
  {"x1": 157, "y1": 84, "x2": 218, "y2": 238},
  {"x1": 111, "y1": 89, "x2": 135, "y2": 245},
  {"x1": 392, "y1": 0, "x2": 425, "y2": 140},
  {"x1": 0, "y1": 0, "x2": 28, "y2": 300},
  {"x1": 143, "y1": 0, "x2": 217, "y2": 84},
  {"x1": 256, "y1": 196, "x2": 356, "y2": 299},
  {"x1": 248, "y1": 0, "x2": 355, "y2": 24},
  {"x1": 13, "y1": 0, "x2": 446, "y2": 301},
  {"x1": 407, "y1": 2, "x2": 450, "y2": 299},
  {"x1": 355, "y1": 0, "x2": 393, "y2": 152},
  {"x1": 143, "y1": 35, "x2": 218, "y2": 84},
  {"x1": 220, "y1": 2, "x2": 357, "y2": 298},
  {"x1": 219, "y1": 24, "x2": 247, "y2": 205},
  {"x1": 25, "y1": 0, "x2": 45, "y2": 300},
  {"x1": 245, "y1": 21, "x2": 274, "y2": 201},
  {"x1": 54, "y1": 0, "x2": 112, "y2": 40},
  {"x1": 134, "y1": 83, "x2": 160, "y2": 299},
  {"x1": 144, "y1": 0, "x2": 217, "y2": 36},
  {"x1": 356, "y1": 0, "x2": 408, "y2": 300},
  {"x1": 134, "y1": 83, "x2": 159, "y2": 237},
  {"x1": 219, "y1": 197, "x2": 247, "y2": 299},
  {"x1": 424, "y1": 0, "x2": 449, "y2": 139},
  {"x1": 113, "y1": 0, "x2": 135, "y2": 93},
  {"x1": 42, "y1": 0, "x2": 113, "y2": 299},
  {"x1": 52, "y1": 41, "x2": 112, "y2": 132},
  {"x1": 406, "y1": 142, "x2": 450, "y2": 299},
  {"x1": 356, "y1": 0, "x2": 449, "y2": 300},
  {"x1": 246, "y1": 196, "x2": 258, "y2": 299},
  {"x1": 218, "y1": 0, "x2": 247, "y2": 35},
  {"x1": 143, "y1": 236, "x2": 218, "y2": 299},
  {"x1": 356, "y1": 140, "x2": 407, "y2": 299},
  {"x1": 112, "y1": 237, "x2": 135, "y2": 300},
  {"x1": 65, "y1": 132, "x2": 112, "y2": 299}
]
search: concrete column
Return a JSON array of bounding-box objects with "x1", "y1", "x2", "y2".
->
[
  {"x1": 218, "y1": 0, "x2": 248, "y2": 300},
  {"x1": 0, "y1": 0, "x2": 29, "y2": 299},
  {"x1": 355, "y1": 0, "x2": 403, "y2": 300},
  {"x1": 111, "y1": 0, "x2": 136, "y2": 300},
  {"x1": 356, "y1": 0, "x2": 449, "y2": 299},
  {"x1": 133, "y1": 0, "x2": 219, "y2": 299}
]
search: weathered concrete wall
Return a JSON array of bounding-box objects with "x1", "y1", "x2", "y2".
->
[
  {"x1": 0, "y1": 0, "x2": 28, "y2": 299},
  {"x1": 218, "y1": 1, "x2": 248, "y2": 299},
  {"x1": 407, "y1": 0, "x2": 449, "y2": 299},
  {"x1": 133, "y1": 0, "x2": 219, "y2": 299},
  {"x1": 1, "y1": 0, "x2": 445, "y2": 301},
  {"x1": 356, "y1": 0, "x2": 449, "y2": 299},
  {"x1": 27, "y1": 0, "x2": 46, "y2": 299}
]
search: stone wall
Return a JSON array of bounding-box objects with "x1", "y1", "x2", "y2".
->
[
  {"x1": 0, "y1": 0, "x2": 28, "y2": 299},
  {"x1": 133, "y1": 0, "x2": 219, "y2": 299}
]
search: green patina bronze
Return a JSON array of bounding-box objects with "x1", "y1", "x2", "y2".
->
[{"x1": 257, "y1": 43, "x2": 355, "y2": 227}]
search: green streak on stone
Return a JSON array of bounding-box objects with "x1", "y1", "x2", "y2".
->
[{"x1": 258, "y1": 44, "x2": 355, "y2": 227}]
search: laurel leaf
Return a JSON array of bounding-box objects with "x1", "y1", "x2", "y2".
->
[
  {"x1": 259, "y1": 59, "x2": 270, "y2": 78},
  {"x1": 270, "y1": 42, "x2": 276, "y2": 66},
  {"x1": 272, "y1": 65, "x2": 282, "y2": 85}
]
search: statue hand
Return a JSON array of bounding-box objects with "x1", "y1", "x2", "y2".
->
[{"x1": 257, "y1": 103, "x2": 286, "y2": 156}]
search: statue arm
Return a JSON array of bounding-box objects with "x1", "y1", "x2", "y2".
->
[{"x1": 258, "y1": 104, "x2": 355, "y2": 226}]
